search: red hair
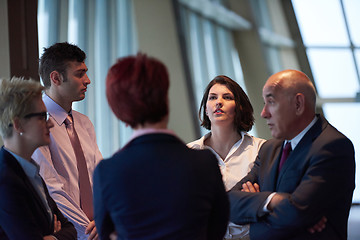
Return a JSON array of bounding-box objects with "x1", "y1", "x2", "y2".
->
[{"x1": 106, "y1": 53, "x2": 169, "y2": 128}]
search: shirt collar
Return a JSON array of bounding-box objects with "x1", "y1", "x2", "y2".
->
[
  {"x1": 287, "y1": 116, "x2": 318, "y2": 150},
  {"x1": 129, "y1": 128, "x2": 177, "y2": 142},
  {"x1": 43, "y1": 94, "x2": 70, "y2": 126},
  {"x1": 4, "y1": 147, "x2": 40, "y2": 178},
  {"x1": 202, "y1": 131, "x2": 250, "y2": 149}
]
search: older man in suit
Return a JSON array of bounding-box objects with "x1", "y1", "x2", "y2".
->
[{"x1": 229, "y1": 69, "x2": 355, "y2": 240}]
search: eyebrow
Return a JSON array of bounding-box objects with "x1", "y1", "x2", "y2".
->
[
  {"x1": 74, "y1": 68, "x2": 88, "y2": 74},
  {"x1": 264, "y1": 93, "x2": 274, "y2": 98},
  {"x1": 77, "y1": 67, "x2": 88, "y2": 72}
]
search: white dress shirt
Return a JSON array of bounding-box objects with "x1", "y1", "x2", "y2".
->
[
  {"x1": 188, "y1": 132, "x2": 266, "y2": 239},
  {"x1": 188, "y1": 131, "x2": 266, "y2": 191},
  {"x1": 32, "y1": 94, "x2": 103, "y2": 240}
]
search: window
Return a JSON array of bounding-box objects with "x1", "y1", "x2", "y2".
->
[
  {"x1": 292, "y1": 0, "x2": 360, "y2": 202},
  {"x1": 38, "y1": 0, "x2": 137, "y2": 158},
  {"x1": 177, "y1": 0, "x2": 252, "y2": 136}
]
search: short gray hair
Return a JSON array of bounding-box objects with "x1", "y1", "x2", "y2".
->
[{"x1": 0, "y1": 77, "x2": 44, "y2": 138}]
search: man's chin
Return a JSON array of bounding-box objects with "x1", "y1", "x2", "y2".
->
[
  {"x1": 74, "y1": 95, "x2": 86, "y2": 102},
  {"x1": 271, "y1": 131, "x2": 282, "y2": 140}
]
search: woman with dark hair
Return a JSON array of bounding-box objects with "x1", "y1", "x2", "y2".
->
[
  {"x1": 93, "y1": 53, "x2": 229, "y2": 240},
  {"x1": 188, "y1": 75, "x2": 266, "y2": 240}
]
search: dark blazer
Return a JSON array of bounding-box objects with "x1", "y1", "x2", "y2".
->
[
  {"x1": 93, "y1": 133, "x2": 229, "y2": 240},
  {"x1": 229, "y1": 115, "x2": 355, "y2": 240},
  {"x1": 0, "y1": 147, "x2": 77, "y2": 240}
]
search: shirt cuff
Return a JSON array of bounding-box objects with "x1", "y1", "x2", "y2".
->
[{"x1": 263, "y1": 192, "x2": 277, "y2": 212}]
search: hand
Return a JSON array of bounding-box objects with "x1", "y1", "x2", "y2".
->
[
  {"x1": 110, "y1": 232, "x2": 118, "y2": 240},
  {"x1": 86, "y1": 220, "x2": 99, "y2": 240},
  {"x1": 268, "y1": 193, "x2": 285, "y2": 211},
  {"x1": 53, "y1": 214, "x2": 61, "y2": 234},
  {"x1": 43, "y1": 236, "x2": 56, "y2": 240},
  {"x1": 42, "y1": 215, "x2": 62, "y2": 239},
  {"x1": 241, "y1": 181, "x2": 260, "y2": 192},
  {"x1": 308, "y1": 216, "x2": 327, "y2": 234}
]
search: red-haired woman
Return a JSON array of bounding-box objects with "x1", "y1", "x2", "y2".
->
[{"x1": 93, "y1": 53, "x2": 229, "y2": 240}]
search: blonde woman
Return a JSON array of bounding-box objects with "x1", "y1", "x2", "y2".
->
[{"x1": 0, "y1": 77, "x2": 76, "y2": 240}]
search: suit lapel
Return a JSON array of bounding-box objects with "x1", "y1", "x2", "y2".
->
[
  {"x1": 261, "y1": 141, "x2": 282, "y2": 191},
  {"x1": 276, "y1": 116, "x2": 325, "y2": 186},
  {"x1": 1, "y1": 148, "x2": 53, "y2": 227},
  {"x1": 269, "y1": 145, "x2": 282, "y2": 191}
]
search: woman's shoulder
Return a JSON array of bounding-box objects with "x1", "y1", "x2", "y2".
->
[
  {"x1": 243, "y1": 132, "x2": 267, "y2": 148},
  {"x1": 187, "y1": 133, "x2": 211, "y2": 149}
]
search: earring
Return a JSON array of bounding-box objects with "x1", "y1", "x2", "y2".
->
[{"x1": 19, "y1": 132, "x2": 23, "y2": 136}]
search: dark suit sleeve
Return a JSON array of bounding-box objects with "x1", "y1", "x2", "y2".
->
[
  {"x1": 93, "y1": 162, "x2": 115, "y2": 240},
  {"x1": 231, "y1": 136, "x2": 355, "y2": 240},
  {"x1": 46, "y1": 189, "x2": 77, "y2": 240},
  {"x1": 228, "y1": 153, "x2": 272, "y2": 224},
  {"x1": 0, "y1": 177, "x2": 46, "y2": 240},
  {"x1": 251, "y1": 137, "x2": 355, "y2": 239},
  {"x1": 205, "y1": 152, "x2": 230, "y2": 240}
]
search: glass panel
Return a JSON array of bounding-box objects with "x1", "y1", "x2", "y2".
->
[
  {"x1": 202, "y1": 19, "x2": 219, "y2": 79},
  {"x1": 356, "y1": 49, "x2": 360, "y2": 78},
  {"x1": 323, "y1": 103, "x2": 360, "y2": 202},
  {"x1": 343, "y1": 0, "x2": 360, "y2": 46},
  {"x1": 292, "y1": 0, "x2": 349, "y2": 46},
  {"x1": 307, "y1": 48, "x2": 359, "y2": 98}
]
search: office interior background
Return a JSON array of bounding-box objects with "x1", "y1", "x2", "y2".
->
[{"x1": 0, "y1": 0, "x2": 359, "y2": 237}]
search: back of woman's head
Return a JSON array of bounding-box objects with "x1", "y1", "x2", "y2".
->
[
  {"x1": 199, "y1": 75, "x2": 254, "y2": 133},
  {"x1": 106, "y1": 53, "x2": 169, "y2": 128},
  {"x1": 0, "y1": 77, "x2": 44, "y2": 138}
]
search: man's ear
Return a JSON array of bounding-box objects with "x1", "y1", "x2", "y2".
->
[
  {"x1": 49, "y1": 71, "x2": 63, "y2": 86},
  {"x1": 295, "y1": 93, "x2": 305, "y2": 116}
]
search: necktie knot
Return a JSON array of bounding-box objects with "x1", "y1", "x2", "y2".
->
[
  {"x1": 284, "y1": 141, "x2": 292, "y2": 153},
  {"x1": 64, "y1": 114, "x2": 73, "y2": 127}
]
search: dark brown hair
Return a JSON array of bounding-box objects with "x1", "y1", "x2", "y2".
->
[
  {"x1": 199, "y1": 75, "x2": 254, "y2": 133},
  {"x1": 39, "y1": 42, "x2": 86, "y2": 87}
]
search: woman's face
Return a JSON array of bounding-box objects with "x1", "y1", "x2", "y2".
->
[
  {"x1": 20, "y1": 97, "x2": 54, "y2": 149},
  {"x1": 206, "y1": 83, "x2": 236, "y2": 127}
]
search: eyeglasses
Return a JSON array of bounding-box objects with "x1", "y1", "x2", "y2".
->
[
  {"x1": 24, "y1": 112, "x2": 50, "y2": 121},
  {"x1": 8, "y1": 112, "x2": 50, "y2": 127}
]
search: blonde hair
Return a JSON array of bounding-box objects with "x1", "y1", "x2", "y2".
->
[{"x1": 0, "y1": 77, "x2": 44, "y2": 138}]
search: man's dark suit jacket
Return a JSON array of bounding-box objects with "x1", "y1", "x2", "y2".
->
[
  {"x1": 93, "y1": 133, "x2": 229, "y2": 240},
  {"x1": 0, "y1": 147, "x2": 77, "y2": 240},
  {"x1": 229, "y1": 115, "x2": 355, "y2": 240}
]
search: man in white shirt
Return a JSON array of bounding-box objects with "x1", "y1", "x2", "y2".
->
[
  {"x1": 229, "y1": 69, "x2": 355, "y2": 240},
  {"x1": 33, "y1": 42, "x2": 103, "y2": 240}
]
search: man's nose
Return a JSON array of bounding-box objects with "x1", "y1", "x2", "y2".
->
[
  {"x1": 261, "y1": 106, "x2": 269, "y2": 119},
  {"x1": 84, "y1": 74, "x2": 91, "y2": 85}
]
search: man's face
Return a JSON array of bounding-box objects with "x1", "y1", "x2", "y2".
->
[
  {"x1": 261, "y1": 80, "x2": 297, "y2": 140},
  {"x1": 60, "y1": 61, "x2": 90, "y2": 102}
]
